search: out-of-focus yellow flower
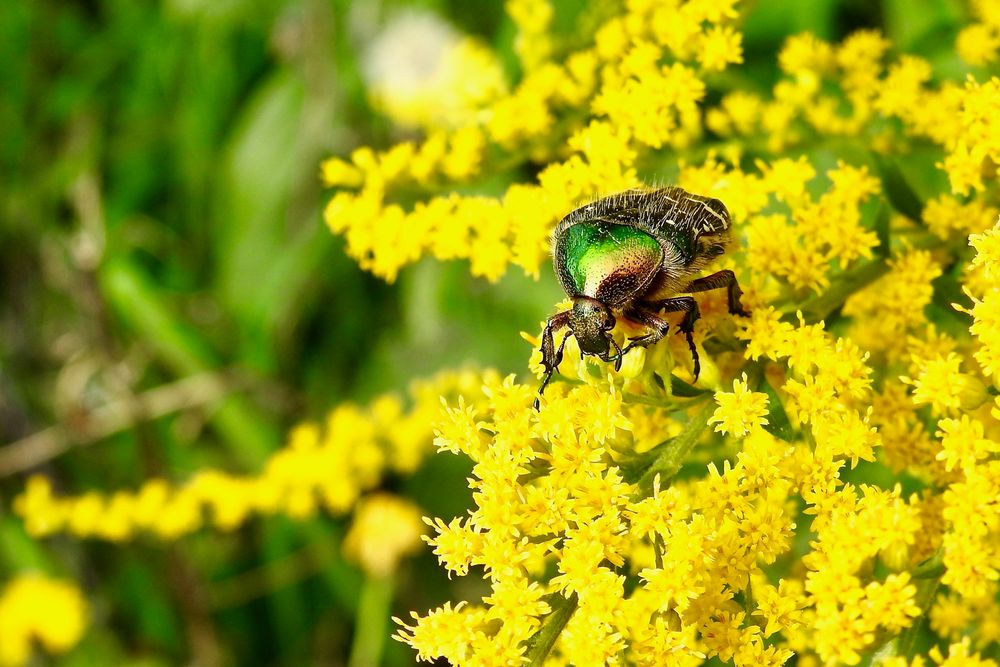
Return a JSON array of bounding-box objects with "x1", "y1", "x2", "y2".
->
[
  {"x1": 929, "y1": 638, "x2": 999, "y2": 667},
  {"x1": 0, "y1": 575, "x2": 87, "y2": 667},
  {"x1": 506, "y1": 0, "x2": 553, "y2": 70},
  {"x1": 362, "y1": 11, "x2": 506, "y2": 130},
  {"x1": 698, "y1": 25, "x2": 743, "y2": 71},
  {"x1": 844, "y1": 249, "x2": 943, "y2": 359},
  {"x1": 957, "y1": 23, "x2": 1000, "y2": 65},
  {"x1": 779, "y1": 32, "x2": 835, "y2": 77},
  {"x1": 343, "y1": 494, "x2": 425, "y2": 577},
  {"x1": 13, "y1": 368, "x2": 500, "y2": 541}
]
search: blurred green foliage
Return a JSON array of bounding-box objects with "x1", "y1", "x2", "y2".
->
[
  {"x1": 0, "y1": 1, "x2": 556, "y2": 663},
  {"x1": 0, "y1": 0, "x2": 974, "y2": 664}
]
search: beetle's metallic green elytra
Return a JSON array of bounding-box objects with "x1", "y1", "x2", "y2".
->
[{"x1": 536, "y1": 186, "x2": 747, "y2": 407}]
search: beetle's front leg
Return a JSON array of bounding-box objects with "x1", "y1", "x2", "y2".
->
[
  {"x1": 598, "y1": 336, "x2": 624, "y2": 371},
  {"x1": 535, "y1": 310, "x2": 572, "y2": 409},
  {"x1": 619, "y1": 305, "x2": 670, "y2": 357}
]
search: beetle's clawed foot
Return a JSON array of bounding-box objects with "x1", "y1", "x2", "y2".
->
[
  {"x1": 728, "y1": 285, "x2": 749, "y2": 318},
  {"x1": 676, "y1": 329, "x2": 701, "y2": 382},
  {"x1": 603, "y1": 336, "x2": 624, "y2": 372}
]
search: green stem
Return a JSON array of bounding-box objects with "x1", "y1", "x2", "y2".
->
[
  {"x1": 621, "y1": 393, "x2": 709, "y2": 410},
  {"x1": 791, "y1": 258, "x2": 890, "y2": 325},
  {"x1": 911, "y1": 550, "x2": 945, "y2": 579},
  {"x1": 523, "y1": 593, "x2": 579, "y2": 666},
  {"x1": 635, "y1": 402, "x2": 716, "y2": 495},
  {"x1": 347, "y1": 573, "x2": 396, "y2": 667},
  {"x1": 741, "y1": 579, "x2": 757, "y2": 628}
]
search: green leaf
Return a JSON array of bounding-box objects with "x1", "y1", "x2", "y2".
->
[
  {"x1": 523, "y1": 593, "x2": 579, "y2": 666},
  {"x1": 670, "y1": 373, "x2": 712, "y2": 398},
  {"x1": 883, "y1": 0, "x2": 962, "y2": 52},
  {"x1": 874, "y1": 200, "x2": 892, "y2": 259},
  {"x1": 761, "y1": 377, "x2": 795, "y2": 442},
  {"x1": 874, "y1": 156, "x2": 925, "y2": 222},
  {"x1": 618, "y1": 440, "x2": 671, "y2": 485},
  {"x1": 895, "y1": 576, "x2": 941, "y2": 658},
  {"x1": 99, "y1": 255, "x2": 277, "y2": 465}
]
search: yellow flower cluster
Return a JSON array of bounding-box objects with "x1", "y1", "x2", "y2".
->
[
  {"x1": 935, "y1": 76, "x2": 1000, "y2": 196},
  {"x1": 737, "y1": 159, "x2": 881, "y2": 294},
  {"x1": 883, "y1": 638, "x2": 1000, "y2": 667},
  {"x1": 709, "y1": 373, "x2": 769, "y2": 437},
  {"x1": 706, "y1": 27, "x2": 1000, "y2": 200},
  {"x1": 321, "y1": 0, "x2": 745, "y2": 283},
  {"x1": 0, "y1": 574, "x2": 87, "y2": 667},
  {"x1": 14, "y1": 368, "x2": 497, "y2": 541},
  {"x1": 844, "y1": 249, "x2": 943, "y2": 359},
  {"x1": 394, "y1": 305, "x2": 944, "y2": 665},
  {"x1": 956, "y1": 0, "x2": 1000, "y2": 65},
  {"x1": 935, "y1": 226, "x2": 1000, "y2": 601},
  {"x1": 507, "y1": 0, "x2": 553, "y2": 70},
  {"x1": 376, "y1": 4, "x2": 1000, "y2": 666},
  {"x1": 371, "y1": 37, "x2": 507, "y2": 131},
  {"x1": 12, "y1": 1, "x2": 1000, "y2": 665}
]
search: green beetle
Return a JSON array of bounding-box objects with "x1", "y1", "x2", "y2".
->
[{"x1": 536, "y1": 186, "x2": 748, "y2": 405}]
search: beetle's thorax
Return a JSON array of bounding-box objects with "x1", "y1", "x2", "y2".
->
[{"x1": 554, "y1": 221, "x2": 664, "y2": 307}]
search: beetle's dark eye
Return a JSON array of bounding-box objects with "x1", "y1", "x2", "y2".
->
[{"x1": 603, "y1": 312, "x2": 616, "y2": 330}]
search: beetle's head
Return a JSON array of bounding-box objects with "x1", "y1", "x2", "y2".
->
[{"x1": 570, "y1": 296, "x2": 616, "y2": 358}]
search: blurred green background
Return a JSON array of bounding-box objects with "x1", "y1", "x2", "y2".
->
[{"x1": 0, "y1": 0, "x2": 971, "y2": 664}]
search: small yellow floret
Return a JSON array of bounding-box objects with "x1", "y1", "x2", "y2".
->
[{"x1": 709, "y1": 373, "x2": 770, "y2": 437}]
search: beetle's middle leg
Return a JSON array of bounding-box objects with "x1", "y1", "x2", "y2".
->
[
  {"x1": 535, "y1": 310, "x2": 572, "y2": 409},
  {"x1": 624, "y1": 297, "x2": 703, "y2": 380},
  {"x1": 684, "y1": 269, "x2": 748, "y2": 317}
]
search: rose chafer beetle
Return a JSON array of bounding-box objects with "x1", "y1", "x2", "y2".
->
[{"x1": 536, "y1": 186, "x2": 748, "y2": 406}]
